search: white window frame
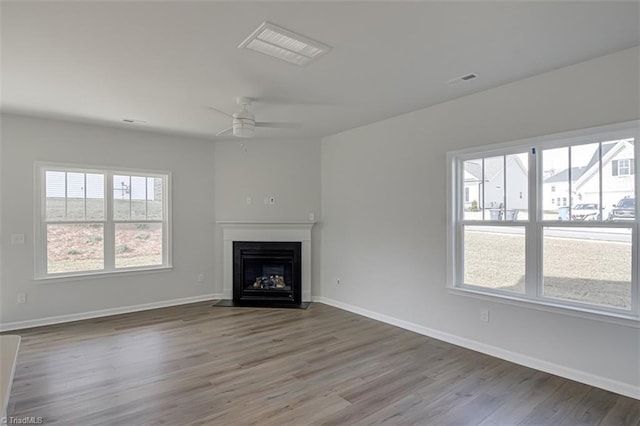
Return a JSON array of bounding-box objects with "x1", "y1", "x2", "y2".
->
[
  {"x1": 447, "y1": 121, "x2": 639, "y2": 323},
  {"x1": 34, "y1": 162, "x2": 172, "y2": 279},
  {"x1": 618, "y1": 158, "x2": 632, "y2": 176}
]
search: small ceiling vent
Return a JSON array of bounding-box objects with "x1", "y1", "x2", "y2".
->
[
  {"x1": 238, "y1": 22, "x2": 330, "y2": 66},
  {"x1": 447, "y1": 73, "x2": 478, "y2": 85},
  {"x1": 122, "y1": 118, "x2": 147, "y2": 124}
]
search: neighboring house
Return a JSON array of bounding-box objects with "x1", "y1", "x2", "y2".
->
[
  {"x1": 463, "y1": 155, "x2": 528, "y2": 211},
  {"x1": 542, "y1": 139, "x2": 635, "y2": 212}
]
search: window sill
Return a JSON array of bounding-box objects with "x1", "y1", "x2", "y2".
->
[
  {"x1": 448, "y1": 286, "x2": 640, "y2": 328},
  {"x1": 35, "y1": 266, "x2": 173, "y2": 283}
]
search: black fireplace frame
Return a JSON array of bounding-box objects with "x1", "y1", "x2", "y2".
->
[{"x1": 233, "y1": 241, "x2": 302, "y2": 305}]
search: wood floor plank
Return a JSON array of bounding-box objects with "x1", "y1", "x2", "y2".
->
[{"x1": 2, "y1": 301, "x2": 638, "y2": 425}]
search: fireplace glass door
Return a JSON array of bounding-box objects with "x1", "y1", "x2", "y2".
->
[{"x1": 233, "y1": 241, "x2": 301, "y2": 304}]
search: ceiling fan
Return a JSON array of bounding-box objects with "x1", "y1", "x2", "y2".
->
[{"x1": 209, "y1": 97, "x2": 296, "y2": 138}]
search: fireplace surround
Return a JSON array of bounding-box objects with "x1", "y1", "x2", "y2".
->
[{"x1": 218, "y1": 222, "x2": 314, "y2": 303}]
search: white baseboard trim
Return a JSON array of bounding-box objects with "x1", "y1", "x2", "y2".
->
[
  {"x1": 313, "y1": 296, "x2": 640, "y2": 400},
  {"x1": 0, "y1": 293, "x2": 222, "y2": 332}
]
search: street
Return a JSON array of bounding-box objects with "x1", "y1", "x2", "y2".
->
[{"x1": 469, "y1": 226, "x2": 632, "y2": 243}]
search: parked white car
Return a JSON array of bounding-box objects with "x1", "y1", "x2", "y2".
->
[{"x1": 571, "y1": 203, "x2": 601, "y2": 220}]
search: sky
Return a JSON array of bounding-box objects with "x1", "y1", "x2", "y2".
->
[{"x1": 46, "y1": 172, "x2": 157, "y2": 200}]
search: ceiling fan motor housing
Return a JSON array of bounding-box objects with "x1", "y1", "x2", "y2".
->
[{"x1": 232, "y1": 110, "x2": 255, "y2": 138}]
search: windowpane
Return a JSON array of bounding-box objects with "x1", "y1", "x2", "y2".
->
[
  {"x1": 603, "y1": 138, "x2": 635, "y2": 221},
  {"x1": 131, "y1": 176, "x2": 147, "y2": 220},
  {"x1": 454, "y1": 127, "x2": 637, "y2": 318},
  {"x1": 39, "y1": 166, "x2": 169, "y2": 278},
  {"x1": 543, "y1": 147, "x2": 569, "y2": 220},
  {"x1": 569, "y1": 143, "x2": 602, "y2": 221},
  {"x1": 483, "y1": 156, "x2": 504, "y2": 221},
  {"x1": 45, "y1": 171, "x2": 66, "y2": 221},
  {"x1": 113, "y1": 175, "x2": 131, "y2": 220},
  {"x1": 45, "y1": 172, "x2": 105, "y2": 222},
  {"x1": 86, "y1": 173, "x2": 105, "y2": 220},
  {"x1": 66, "y1": 172, "x2": 85, "y2": 220},
  {"x1": 463, "y1": 159, "x2": 483, "y2": 220},
  {"x1": 505, "y1": 153, "x2": 528, "y2": 221},
  {"x1": 47, "y1": 224, "x2": 104, "y2": 274},
  {"x1": 543, "y1": 227, "x2": 632, "y2": 310},
  {"x1": 115, "y1": 223, "x2": 162, "y2": 268},
  {"x1": 463, "y1": 226, "x2": 525, "y2": 293},
  {"x1": 147, "y1": 177, "x2": 163, "y2": 220}
]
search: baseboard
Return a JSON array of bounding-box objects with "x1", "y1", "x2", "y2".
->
[
  {"x1": 0, "y1": 293, "x2": 222, "y2": 332},
  {"x1": 313, "y1": 296, "x2": 640, "y2": 400}
]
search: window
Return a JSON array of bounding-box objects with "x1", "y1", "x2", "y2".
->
[
  {"x1": 612, "y1": 158, "x2": 635, "y2": 176},
  {"x1": 36, "y1": 164, "x2": 171, "y2": 278},
  {"x1": 449, "y1": 123, "x2": 638, "y2": 319}
]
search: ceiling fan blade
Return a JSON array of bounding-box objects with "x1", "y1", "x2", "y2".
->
[
  {"x1": 215, "y1": 127, "x2": 233, "y2": 137},
  {"x1": 252, "y1": 96, "x2": 335, "y2": 106},
  {"x1": 255, "y1": 122, "x2": 300, "y2": 129},
  {"x1": 206, "y1": 105, "x2": 233, "y2": 118}
]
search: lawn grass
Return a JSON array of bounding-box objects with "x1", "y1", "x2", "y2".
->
[
  {"x1": 47, "y1": 223, "x2": 162, "y2": 274},
  {"x1": 464, "y1": 230, "x2": 632, "y2": 309}
]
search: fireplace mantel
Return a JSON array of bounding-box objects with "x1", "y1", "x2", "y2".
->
[{"x1": 218, "y1": 221, "x2": 315, "y2": 301}]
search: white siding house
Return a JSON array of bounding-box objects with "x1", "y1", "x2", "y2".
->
[
  {"x1": 542, "y1": 139, "x2": 635, "y2": 214},
  {"x1": 464, "y1": 155, "x2": 528, "y2": 215}
]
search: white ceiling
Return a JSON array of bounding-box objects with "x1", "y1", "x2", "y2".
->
[{"x1": 1, "y1": 1, "x2": 639, "y2": 140}]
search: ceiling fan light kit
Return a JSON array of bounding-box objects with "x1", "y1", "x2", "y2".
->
[
  {"x1": 232, "y1": 118, "x2": 255, "y2": 138},
  {"x1": 232, "y1": 98, "x2": 255, "y2": 138},
  {"x1": 211, "y1": 96, "x2": 296, "y2": 138}
]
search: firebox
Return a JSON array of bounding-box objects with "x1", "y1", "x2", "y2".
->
[{"x1": 233, "y1": 241, "x2": 302, "y2": 305}]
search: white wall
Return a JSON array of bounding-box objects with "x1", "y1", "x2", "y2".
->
[
  {"x1": 320, "y1": 47, "x2": 640, "y2": 396},
  {"x1": 0, "y1": 115, "x2": 322, "y2": 327},
  {"x1": 0, "y1": 114, "x2": 216, "y2": 325},
  {"x1": 212, "y1": 138, "x2": 321, "y2": 296}
]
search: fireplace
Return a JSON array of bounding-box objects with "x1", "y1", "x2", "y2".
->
[
  {"x1": 233, "y1": 241, "x2": 302, "y2": 305},
  {"x1": 219, "y1": 221, "x2": 314, "y2": 302}
]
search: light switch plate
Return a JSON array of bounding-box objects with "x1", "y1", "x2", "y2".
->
[{"x1": 11, "y1": 234, "x2": 25, "y2": 245}]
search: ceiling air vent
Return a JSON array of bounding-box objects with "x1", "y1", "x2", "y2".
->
[
  {"x1": 238, "y1": 22, "x2": 330, "y2": 66},
  {"x1": 447, "y1": 73, "x2": 478, "y2": 85}
]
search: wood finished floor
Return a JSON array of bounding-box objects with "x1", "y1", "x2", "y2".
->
[{"x1": 4, "y1": 302, "x2": 639, "y2": 425}]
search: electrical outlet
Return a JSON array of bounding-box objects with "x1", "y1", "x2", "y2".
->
[
  {"x1": 197, "y1": 274, "x2": 204, "y2": 283},
  {"x1": 308, "y1": 212, "x2": 315, "y2": 221},
  {"x1": 480, "y1": 309, "x2": 489, "y2": 322},
  {"x1": 17, "y1": 293, "x2": 26, "y2": 304}
]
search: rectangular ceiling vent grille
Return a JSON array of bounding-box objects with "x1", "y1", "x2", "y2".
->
[{"x1": 239, "y1": 22, "x2": 330, "y2": 66}]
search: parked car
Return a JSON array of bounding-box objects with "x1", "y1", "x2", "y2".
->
[
  {"x1": 571, "y1": 203, "x2": 601, "y2": 221},
  {"x1": 608, "y1": 197, "x2": 635, "y2": 221},
  {"x1": 557, "y1": 206, "x2": 570, "y2": 221}
]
